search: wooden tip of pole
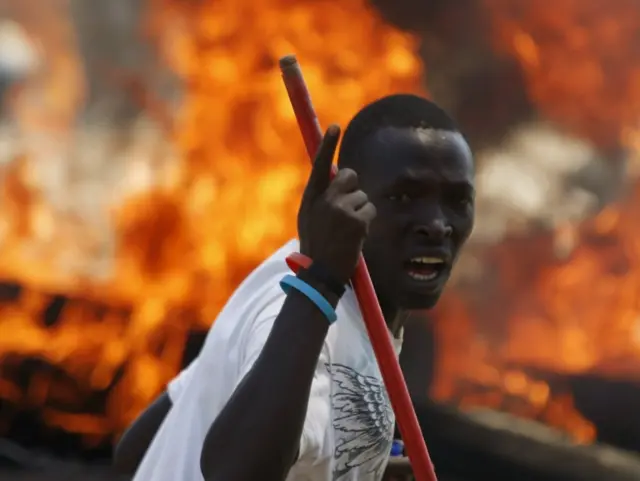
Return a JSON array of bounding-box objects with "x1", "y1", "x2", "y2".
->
[{"x1": 279, "y1": 54, "x2": 299, "y2": 71}]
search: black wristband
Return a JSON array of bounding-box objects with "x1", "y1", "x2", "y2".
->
[{"x1": 301, "y1": 262, "x2": 346, "y2": 298}]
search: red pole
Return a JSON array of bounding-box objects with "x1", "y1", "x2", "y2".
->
[{"x1": 279, "y1": 54, "x2": 438, "y2": 481}]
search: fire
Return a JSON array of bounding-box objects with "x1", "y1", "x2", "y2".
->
[
  {"x1": 1, "y1": 0, "x2": 639, "y2": 450},
  {"x1": 484, "y1": 0, "x2": 640, "y2": 149},
  {"x1": 431, "y1": 184, "x2": 640, "y2": 442},
  {"x1": 431, "y1": 0, "x2": 640, "y2": 443},
  {"x1": 0, "y1": 0, "x2": 421, "y2": 443}
]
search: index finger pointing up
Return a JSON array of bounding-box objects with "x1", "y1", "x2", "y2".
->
[{"x1": 303, "y1": 124, "x2": 341, "y2": 200}]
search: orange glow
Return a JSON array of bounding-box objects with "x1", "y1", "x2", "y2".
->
[
  {"x1": 428, "y1": 0, "x2": 640, "y2": 443},
  {"x1": 484, "y1": 0, "x2": 640, "y2": 148},
  {"x1": 1, "y1": 0, "x2": 639, "y2": 448},
  {"x1": 0, "y1": 0, "x2": 422, "y2": 442}
]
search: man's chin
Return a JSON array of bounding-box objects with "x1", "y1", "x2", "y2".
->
[
  {"x1": 396, "y1": 288, "x2": 443, "y2": 310},
  {"x1": 393, "y1": 271, "x2": 449, "y2": 309}
]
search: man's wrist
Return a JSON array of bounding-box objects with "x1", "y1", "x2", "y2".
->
[{"x1": 296, "y1": 270, "x2": 341, "y2": 309}]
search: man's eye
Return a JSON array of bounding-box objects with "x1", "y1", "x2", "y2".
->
[
  {"x1": 457, "y1": 194, "x2": 474, "y2": 207},
  {"x1": 447, "y1": 190, "x2": 473, "y2": 208},
  {"x1": 389, "y1": 193, "x2": 412, "y2": 203}
]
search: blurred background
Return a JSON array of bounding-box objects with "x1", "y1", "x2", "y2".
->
[{"x1": 0, "y1": 0, "x2": 639, "y2": 480}]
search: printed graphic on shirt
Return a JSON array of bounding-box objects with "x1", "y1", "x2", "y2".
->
[{"x1": 327, "y1": 363, "x2": 394, "y2": 480}]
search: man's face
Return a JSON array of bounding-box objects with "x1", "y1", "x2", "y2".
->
[{"x1": 356, "y1": 126, "x2": 475, "y2": 310}]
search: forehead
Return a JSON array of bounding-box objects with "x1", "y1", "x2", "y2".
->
[{"x1": 357, "y1": 126, "x2": 474, "y2": 185}]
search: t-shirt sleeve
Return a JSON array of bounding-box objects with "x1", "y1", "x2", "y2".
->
[
  {"x1": 166, "y1": 357, "x2": 199, "y2": 403},
  {"x1": 237, "y1": 289, "x2": 332, "y2": 467}
]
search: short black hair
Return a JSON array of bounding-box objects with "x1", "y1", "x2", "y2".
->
[{"x1": 337, "y1": 94, "x2": 458, "y2": 166}]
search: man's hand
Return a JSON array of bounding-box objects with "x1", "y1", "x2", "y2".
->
[{"x1": 297, "y1": 125, "x2": 377, "y2": 285}]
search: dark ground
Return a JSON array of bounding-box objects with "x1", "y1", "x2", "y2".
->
[{"x1": 0, "y1": 459, "x2": 427, "y2": 481}]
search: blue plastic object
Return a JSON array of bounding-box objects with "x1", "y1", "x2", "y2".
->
[{"x1": 390, "y1": 439, "x2": 404, "y2": 457}]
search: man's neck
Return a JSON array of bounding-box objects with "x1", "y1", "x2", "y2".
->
[{"x1": 381, "y1": 303, "x2": 408, "y2": 338}]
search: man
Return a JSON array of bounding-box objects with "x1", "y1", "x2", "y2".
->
[{"x1": 114, "y1": 93, "x2": 475, "y2": 481}]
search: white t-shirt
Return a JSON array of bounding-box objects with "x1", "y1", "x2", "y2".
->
[{"x1": 132, "y1": 240, "x2": 403, "y2": 481}]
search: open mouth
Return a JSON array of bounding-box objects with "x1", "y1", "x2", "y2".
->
[{"x1": 404, "y1": 256, "x2": 447, "y2": 282}]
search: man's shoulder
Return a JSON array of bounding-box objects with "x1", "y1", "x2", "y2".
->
[{"x1": 202, "y1": 240, "x2": 297, "y2": 334}]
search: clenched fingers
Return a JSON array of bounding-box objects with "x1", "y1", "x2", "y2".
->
[
  {"x1": 356, "y1": 202, "x2": 377, "y2": 224},
  {"x1": 326, "y1": 168, "x2": 359, "y2": 198},
  {"x1": 338, "y1": 190, "x2": 369, "y2": 211}
]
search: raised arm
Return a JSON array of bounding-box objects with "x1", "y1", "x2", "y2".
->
[{"x1": 200, "y1": 125, "x2": 377, "y2": 481}]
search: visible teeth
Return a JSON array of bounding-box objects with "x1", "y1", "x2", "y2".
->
[
  {"x1": 410, "y1": 256, "x2": 444, "y2": 264},
  {"x1": 408, "y1": 272, "x2": 437, "y2": 281}
]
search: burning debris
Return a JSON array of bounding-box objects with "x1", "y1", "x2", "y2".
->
[
  {"x1": 0, "y1": 0, "x2": 423, "y2": 451},
  {"x1": 431, "y1": 177, "x2": 640, "y2": 447},
  {"x1": 0, "y1": 0, "x2": 638, "y2": 478}
]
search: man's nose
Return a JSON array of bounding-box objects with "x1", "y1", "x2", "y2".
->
[{"x1": 412, "y1": 219, "x2": 452, "y2": 240}]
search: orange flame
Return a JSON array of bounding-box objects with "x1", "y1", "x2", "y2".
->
[
  {"x1": 432, "y1": 183, "x2": 640, "y2": 443},
  {"x1": 484, "y1": 0, "x2": 640, "y2": 148},
  {"x1": 0, "y1": 0, "x2": 422, "y2": 442},
  {"x1": 2, "y1": 0, "x2": 639, "y2": 449},
  {"x1": 426, "y1": 0, "x2": 640, "y2": 444}
]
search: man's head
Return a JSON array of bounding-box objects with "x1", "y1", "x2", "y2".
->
[{"x1": 337, "y1": 94, "x2": 474, "y2": 311}]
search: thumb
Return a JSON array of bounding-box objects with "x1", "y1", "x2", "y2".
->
[{"x1": 303, "y1": 125, "x2": 340, "y2": 200}]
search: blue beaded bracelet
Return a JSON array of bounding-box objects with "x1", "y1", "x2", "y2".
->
[{"x1": 280, "y1": 274, "x2": 338, "y2": 324}]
